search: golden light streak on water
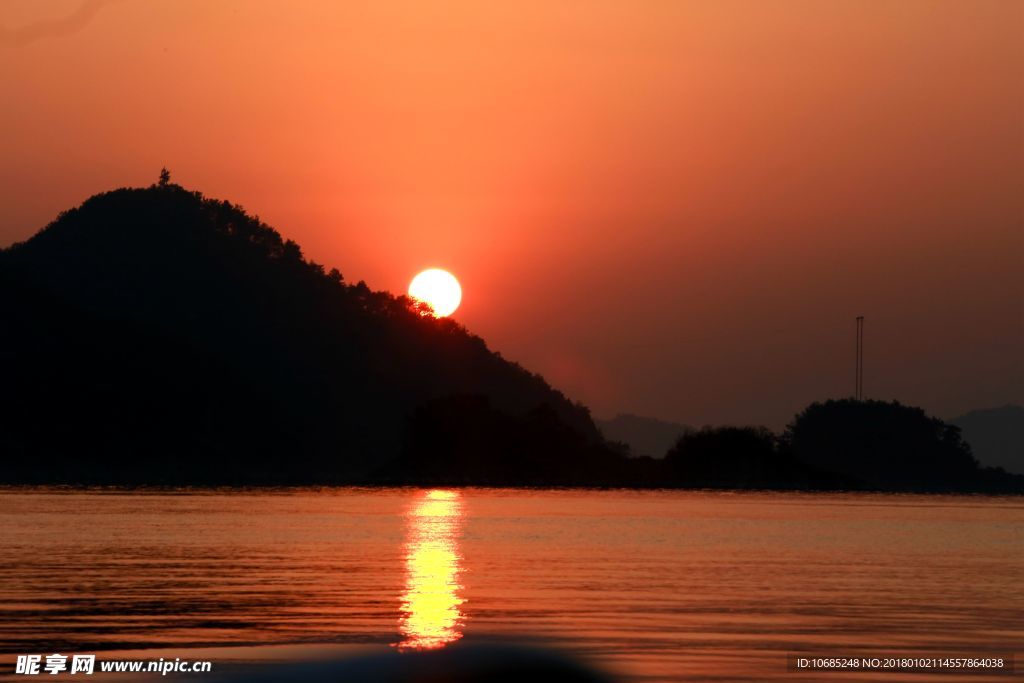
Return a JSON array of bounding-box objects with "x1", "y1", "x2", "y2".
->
[
  {"x1": 396, "y1": 489, "x2": 465, "y2": 650},
  {"x1": 2, "y1": 490, "x2": 1021, "y2": 681}
]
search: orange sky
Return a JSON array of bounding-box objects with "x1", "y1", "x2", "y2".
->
[{"x1": 2, "y1": 0, "x2": 1021, "y2": 427}]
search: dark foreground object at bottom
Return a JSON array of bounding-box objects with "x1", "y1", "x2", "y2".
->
[{"x1": 196, "y1": 644, "x2": 613, "y2": 683}]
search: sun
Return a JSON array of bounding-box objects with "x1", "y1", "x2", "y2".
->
[{"x1": 409, "y1": 268, "x2": 462, "y2": 317}]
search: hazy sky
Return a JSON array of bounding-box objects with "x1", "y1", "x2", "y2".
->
[{"x1": 2, "y1": 0, "x2": 1021, "y2": 427}]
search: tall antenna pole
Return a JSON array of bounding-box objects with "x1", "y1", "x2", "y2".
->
[{"x1": 855, "y1": 316, "x2": 864, "y2": 400}]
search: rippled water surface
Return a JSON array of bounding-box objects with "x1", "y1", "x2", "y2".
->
[{"x1": 1, "y1": 489, "x2": 1020, "y2": 681}]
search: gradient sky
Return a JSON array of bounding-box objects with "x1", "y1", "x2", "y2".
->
[{"x1": 2, "y1": 0, "x2": 1021, "y2": 428}]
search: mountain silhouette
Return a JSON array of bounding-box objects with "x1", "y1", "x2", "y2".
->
[
  {"x1": 1, "y1": 181, "x2": 1020, "y2": 493},
  {"x1": 596, "y1": 413, "x2": 689, "y2": 458},
  {"x1": 951, "y1": 405, "x2": 1024, "y2": 475},
  {"x1": 0, "y1": 182, "x2": 604, "y2": 484}
]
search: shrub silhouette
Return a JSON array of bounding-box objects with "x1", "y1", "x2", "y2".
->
[{"x1": 663, "y1": 426, "x2": 850, "y2": 489}]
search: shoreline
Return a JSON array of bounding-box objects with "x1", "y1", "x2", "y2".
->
[{"x1": 1, "y1": 484, "x2": 1021, "y2": 497}]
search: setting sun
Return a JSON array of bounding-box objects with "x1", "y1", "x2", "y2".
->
[{"x1": 409, "y1": 269, "x2": 462, "y2": 317}]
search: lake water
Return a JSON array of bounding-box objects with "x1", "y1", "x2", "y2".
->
[{"x1": 0, "y1": 489, "x2": 1020, "y2": 681}]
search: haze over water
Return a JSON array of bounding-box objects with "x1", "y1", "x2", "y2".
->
[{"x1": 1, "y1": 489, "x2": 1020, "y2": 681}]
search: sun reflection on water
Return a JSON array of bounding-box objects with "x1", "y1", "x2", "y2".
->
[{"x1": 396, "y1": 489, "x2": 466, "y2": 650}]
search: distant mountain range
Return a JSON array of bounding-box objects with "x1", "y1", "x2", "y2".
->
[
  {"x1": 596, "y1": 414, "x2": 689, "y2": 458},
  {"x1": 951, "y1": 405, "x2": 1024, "y2": 475}
]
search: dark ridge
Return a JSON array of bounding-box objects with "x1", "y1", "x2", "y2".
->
[
  {"x1": 596, "y1": 413, "x2": 689, "y2": 458},
  {"x1": 1, "y1": 182, "x2": 1019, "y2": 493},
  {"x1": 0, "y1": 183, "x2": 601, "y2": 484},
  {"x1": 951, "y1": 405, "x2": 1024, "y2": 475}
]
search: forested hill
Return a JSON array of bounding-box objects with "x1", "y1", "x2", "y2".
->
[{"x1": 0, "y1": 182, "x2": 604, "y2": 484}]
